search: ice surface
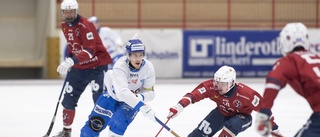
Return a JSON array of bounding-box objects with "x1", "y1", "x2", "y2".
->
[{"x1": 0, "y1": 79, "x2": 311, "y2": 137}]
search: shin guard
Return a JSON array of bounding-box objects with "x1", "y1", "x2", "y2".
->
[{"x1": 63, "y1": 108, "x2": 75, "y2": 129}]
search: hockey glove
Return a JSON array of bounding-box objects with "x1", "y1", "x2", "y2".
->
[
  {"x1": 255, "y1": 112, "x2": 272, "y2": 137},
  {"x1": 57, "y1": 57, "x2": 74, "y2": 75},
  {"x1": 167, "y1": 103, "x2": 184, "y2": 119},
  {"x1": 140, "y1": 104, "x2": 156, "y2": 122}
]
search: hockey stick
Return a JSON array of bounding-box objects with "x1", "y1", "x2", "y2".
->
[
  {"x1": 42, "y1": 78, "x2": 67, "y2": 137},
  {"x1": 155, "y1": 117, "x2": 180, "y2": 137},
  {"x1": 155, "y1": 118, "x2": 171, "y2": 137}
]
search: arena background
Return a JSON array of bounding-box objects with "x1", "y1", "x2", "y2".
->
[
  {"x1": 0, "y1": 1, "x2": 317, "y2": 136},
  {"x1": 0, "y1": 0, "x2": 319, "y2": 79}
]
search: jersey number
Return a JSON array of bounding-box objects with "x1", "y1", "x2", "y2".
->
[
  {"x1": 198, "y1": 120, "x2": 212, "y2": 134},
  {"x1": 65, "y1": 81, "x2": 73, "y2": 93},
  {"x1": 68, "y1": 33, "x2": 74, "y2": 41},
  {"x1": 301, "y1": 53, "x2": 320, "y2": 77},
  {"x1": 91, "y1": 80, "x2": 100, "y2": 92}
]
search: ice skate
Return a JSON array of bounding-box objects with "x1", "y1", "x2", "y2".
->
[{"x1": 52, "y1": 128, "x2": 71, "y2": 137}]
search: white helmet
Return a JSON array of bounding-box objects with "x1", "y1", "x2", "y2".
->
[
  {"x1": 61, "y1": 0, "x2": 78, "y2": 10},
  {"x1": 214, "y1": 65, "x2": 236, "y2": 91},
  {"x1": 61, "y1": 0, "x2": 78, "y2": 23},
  {"x1": 279, "y1": 22, "x2": 309, "y2": 56}
]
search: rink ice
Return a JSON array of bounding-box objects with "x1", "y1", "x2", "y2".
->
[{"x1": 0, "y1": 79, "x2": 311, "y2": 137}]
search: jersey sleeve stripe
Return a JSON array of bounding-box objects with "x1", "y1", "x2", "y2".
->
[{"x1": 265, "y1": 83, "x2": 281, "y2": 90}]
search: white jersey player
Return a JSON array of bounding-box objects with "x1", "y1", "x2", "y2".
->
[
  {"x1": 87, "y1": 16, "x2": 125, "y2": 69},
  {"x1": 80, "y1": 39, "x2": 157, "y2": 137}
]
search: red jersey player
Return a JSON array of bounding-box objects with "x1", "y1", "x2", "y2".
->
[
  {"x1": 167, "y1": 65, "x2": 281, "y2": 137},
  {"x1": 255, "y1": 23, "x2": 320, "y2": 137},
  {"x1": 54, "y1": 0, "x2": 112, "y2": 136}
]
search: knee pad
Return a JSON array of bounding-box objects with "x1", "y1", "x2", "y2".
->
[
  {"x1": 108, "y1": 119, "x2": 127, "y2": 136},
  {"x1": 89, "y1": 116, "x2": 105, "y2": 132},
  {"x1": 224, "y1": 120, "x2": 239, "y2": 135},
  {"x1": 225, "y1": 114, "x2": 252, "y2": 135},
  {"x1": 107, "y1": 104, "x2": 137, "y2": 136},
  {"x1": 62, "y1": 94, "x2": 78, "y2": 109}
]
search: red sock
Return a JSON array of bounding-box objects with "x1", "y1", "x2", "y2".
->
[
  {"x1": 218, "y1": 127, "x2": 236, "y2": 137},
  {"x1": 62, "y1": 108, "x2": 75, "y2": 128}
]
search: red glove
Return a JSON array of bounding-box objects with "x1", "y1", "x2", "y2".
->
[
  {"x1": 255, "y1": 112, "x2": 271, "y2": 136},
  {"x1": 167, "y1": 103, "x2": 184, "y2": 119}
]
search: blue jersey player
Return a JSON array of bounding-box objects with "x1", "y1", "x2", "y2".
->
[{"x1": 80, "y1": 38, "x2": 157, "y2": 137}]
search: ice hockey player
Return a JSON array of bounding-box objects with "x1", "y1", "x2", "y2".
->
[
  {"x1": 80, "y1": 39, "x2": 157, "y2": 137},
  {"x1": 54, "y1": 0, "x2": 112, "y2": 136},
  {"x1": 167, "y1": 65, "x2": 281, "y2": 137},
  {"x1": 255, "y1": 22, "x2": 320, "y2": 137}
]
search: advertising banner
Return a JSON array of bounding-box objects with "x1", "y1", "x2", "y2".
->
[
  {"x1": 60, "y1": 29, "x2": 183, "y2": 78},
  {"x1": 307, "y1": 29, "x2": 320, "y2": 55},
  {"x1": 183, "y1": 30, "x2": 282, "y2": 78},
  {"x1": 59, "y1": 29, "x2": 320, "y2": 78},
  {"x1": 130, "y1": 29, "x2": 182, "y2": 78}
]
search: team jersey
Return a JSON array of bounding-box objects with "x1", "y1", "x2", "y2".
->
[
  {"x1": 104, "y1": 56, "x2": 156, "y2": 109},
  {"x1": 179, "y1": 80, "x2": 262, "y2": 116},
  {"x1": 261, "y1": 50, "x2": 320, "y2": 112},
  {"x1": 61, "y1": 15, "x2": 112, "y2": 69},
  {"x1": 98, "y1": 27, "x2": 124, "y2": 60}
]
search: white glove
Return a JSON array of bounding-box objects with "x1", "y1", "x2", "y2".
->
[
  {"x1": 167, "y1": 103, "x2": 184, "y2": 119},
  {"x1": 255, "y1": 112, "x2": 271, "y2": 137},
  {"x1": 140, "y1": 104, "x2": 156, "y2": 122},
  {"x1": 57, "y1": 57, "x2": 74, "y2": 75}
]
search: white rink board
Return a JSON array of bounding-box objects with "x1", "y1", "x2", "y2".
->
[{"x1": 0, "y1": 79, "x2": 311, "y2": 137}]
